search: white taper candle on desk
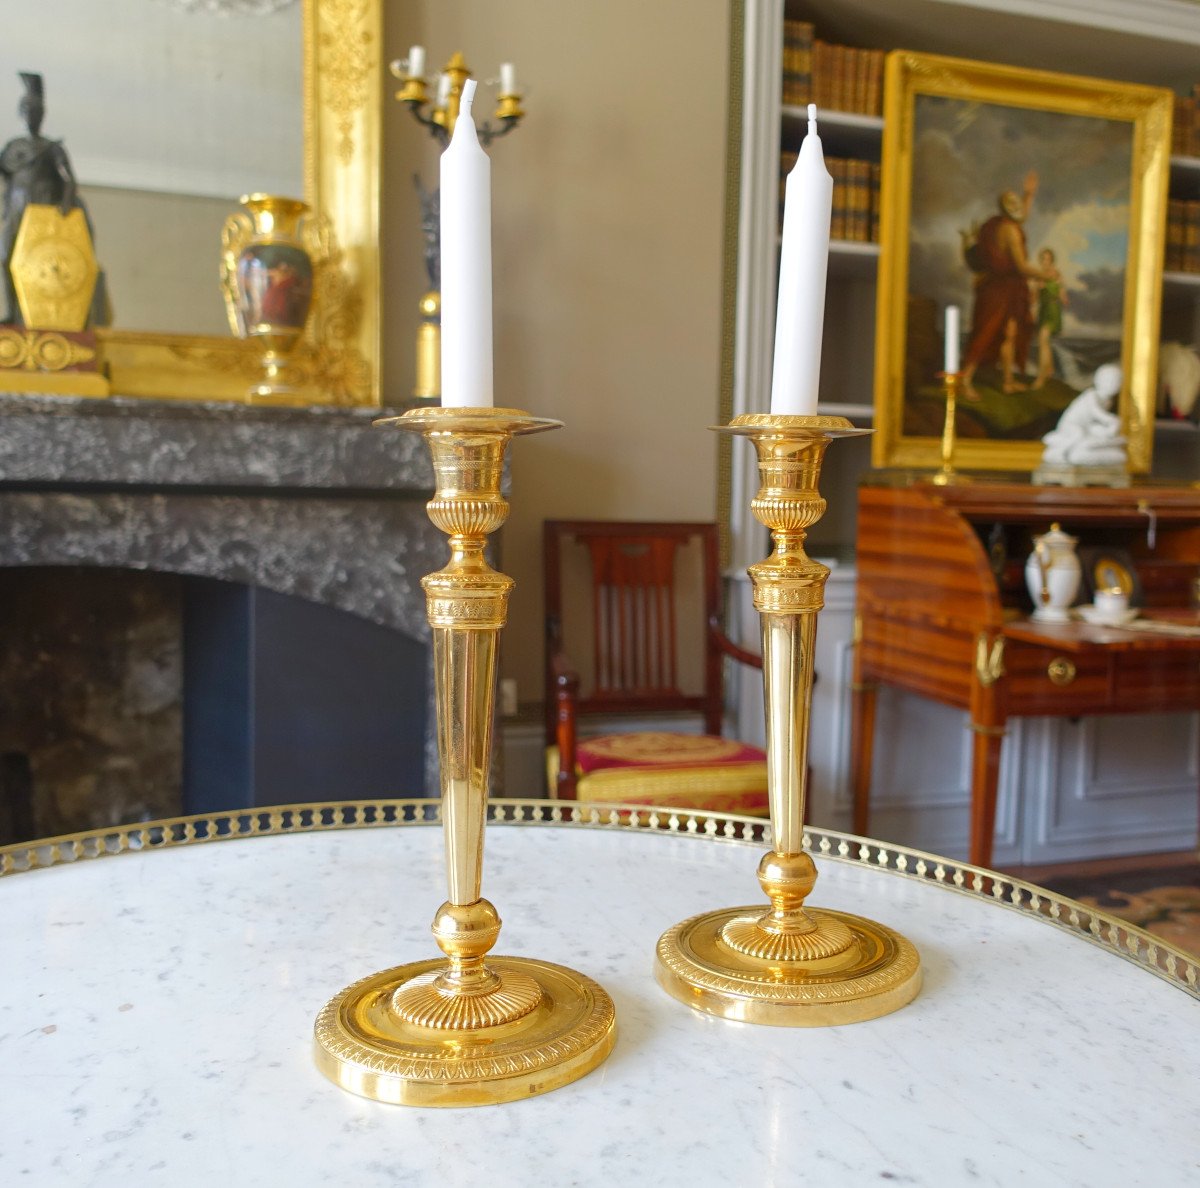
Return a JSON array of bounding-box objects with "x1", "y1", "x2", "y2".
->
[
  {"x1": 770, "y1": 103, "x2": 834, "y2": 416},
  {"x1": 944, "y1": 305, "x2": 960, "y2": 374},
  {"x1": 439, "y1": 79, "x2": 493, "y2": 408}
]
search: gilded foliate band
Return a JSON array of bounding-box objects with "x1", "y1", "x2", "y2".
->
[
  {"x1": 422, "y1": 570, "x2": 513, "y2": 629},
  {"x1": 750, "y1": 584, "x2": 826, "y2": 614},
  {"x1": 747, "y1": 554, "x2": 829, "y2": 614},
  {"x1": 424, "y1": 593, "x2": 510, "y2": 630},
  {"x1": 425, "y1": 600, "x2": 507, "y2": 628},
  {"x1": 729, "y1": 413, "x2": 857, "y2": 432}
]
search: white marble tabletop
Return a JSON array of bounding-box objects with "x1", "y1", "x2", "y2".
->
[{"x1": 2, "y1": 803, "x2": 1197, "y2": 1187}]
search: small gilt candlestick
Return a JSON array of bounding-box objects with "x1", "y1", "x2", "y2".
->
[
  {"x1": 932, "y1": 371, "x2": 966, "y2": 486},
  {"x1": 314, "y1": 407, "x2": 616, "y2": 1105},
  {"x1": 655, "y1": 414, "x2": 921, "y2": 1026}
]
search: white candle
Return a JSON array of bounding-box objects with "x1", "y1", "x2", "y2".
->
[
  {"x1": 407, "y1": 45, "x2": 425, "y2": 79},
  {"x1": 435, "y1": 72, "x2": 451, "y2": 108},
  {"x1": 944, "y1": 305, "x2": 960, "y2": 374},
  {"x1": 499, "y1": 62, "x2": 517, "y2": 95},
  {"x1": 440, "y1": 79, "x2": 493, "y2": 409},
  {"x1": 769, "y1": 104, "x2": 833, "y2": 416}
]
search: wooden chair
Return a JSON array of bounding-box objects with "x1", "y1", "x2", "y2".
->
[{"x1": 543, "y1": 520, "x2": 768, "y2": 814}]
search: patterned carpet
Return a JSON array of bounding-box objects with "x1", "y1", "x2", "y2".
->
[{"x1": 1039, "y1": 863, "x2": 1200, "y2": 957}]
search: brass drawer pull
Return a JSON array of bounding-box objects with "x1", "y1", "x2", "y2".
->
[{"x1": 1047, "y1": 657, "x2": 1076, "y2": 686}]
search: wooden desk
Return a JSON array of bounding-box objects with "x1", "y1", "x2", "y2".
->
[{"x1": 851, "y1": 481, "x2": 1200, "y2": 868}]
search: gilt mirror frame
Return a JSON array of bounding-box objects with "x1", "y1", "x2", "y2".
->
[{"x1": 92, "y1": 0, "x2": 381, "y2": 407}]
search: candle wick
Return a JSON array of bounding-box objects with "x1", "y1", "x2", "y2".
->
[
  {"x1": 460, "y1": 78, "x2": 477, "y2": 119},
  {"x1": 807, "y1": 102, "x2": 818, "y2": 137}
]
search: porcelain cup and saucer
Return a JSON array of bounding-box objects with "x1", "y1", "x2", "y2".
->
[{"x1": 1075, "y1": 586, "x2": 1138, "y2": 627}]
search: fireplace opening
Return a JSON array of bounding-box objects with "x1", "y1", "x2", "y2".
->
[{"x1": 0, "y1": 566, "x2": 429, "y2": 844}]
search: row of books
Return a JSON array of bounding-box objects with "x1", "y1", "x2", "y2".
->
[
  {"x1": 1165, "y1": 199, "x2": 1200, "y2": 272},
  {"x1": 782, "y1": 20, "x2": 884, "y2": 116},
  {"x1": 780, "y1": 153, "x2": 881, "y2": 244},
  {"x1": 1172, "y1": 90, "x2": 1200, "y2": 158}
]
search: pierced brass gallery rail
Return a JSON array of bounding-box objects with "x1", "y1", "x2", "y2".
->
[{"x1": 3, "y1": 797, "x2": 1194, "y2": 1001}]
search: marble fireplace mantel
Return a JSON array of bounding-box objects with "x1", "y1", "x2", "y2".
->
[
  {"x1": 0, "y1": 393, "x2": 441, "y2": 640},
  {"x1": 0, "y1": 393, "x2": 446, "y2": 810}
]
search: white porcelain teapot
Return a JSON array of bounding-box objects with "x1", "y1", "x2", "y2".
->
[{"x1": 1025, "y1": 523, "x2": 1081, "y2": 622}]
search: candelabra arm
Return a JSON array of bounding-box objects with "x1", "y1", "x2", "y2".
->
[
  {"x1": 479, "y1": 116, "x2": 522, "y2": 147},
  {"x1": 403, "y1": 99, "x2": 450, "y2": 147}
]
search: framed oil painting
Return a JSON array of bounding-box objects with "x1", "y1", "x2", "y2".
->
[{"x1": 872, "y1": 52, "x2": 1172, "y2": 474}]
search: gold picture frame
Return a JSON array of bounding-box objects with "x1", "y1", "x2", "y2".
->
[
  {"x1": 88, "y1": 0, "x2": 381, "y2": 407},
  {"x1": 872, "y1": 51, "x2": 1172, "y2": 474}
]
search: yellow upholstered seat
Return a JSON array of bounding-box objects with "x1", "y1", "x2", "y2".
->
[
  {"x1": 544, "y1": 521, "x2": 768, "y2": 815},
  {"x1": 546, "y1": 732, "x2": 769, "y2": 814}
]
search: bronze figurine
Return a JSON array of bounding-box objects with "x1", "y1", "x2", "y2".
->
[{"x1": 0, "y1": 72, "x2": 107, "y2": 326}]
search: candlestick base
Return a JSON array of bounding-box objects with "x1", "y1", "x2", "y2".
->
[
  {"x1": 315, "y1": 955, "x2": 616, "y2": 1107},
  {"x1": 655, "y1": 905, "x2": 920, "y2": 1027}
]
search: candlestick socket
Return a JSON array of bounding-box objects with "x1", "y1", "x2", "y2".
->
[{"x1": 396, "y1": 78, "x2": 429, "y2": 106}]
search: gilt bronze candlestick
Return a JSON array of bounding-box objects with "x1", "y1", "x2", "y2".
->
[
  {"x1": 655, "y1": 414, "x2": 921, "y2": 1026},
  {"x1": 932, "y1": 371, "x2": 965, "y2": 486},
  {"x1": 314, "y1": 407, "x2": 616, "y2": 1105}
]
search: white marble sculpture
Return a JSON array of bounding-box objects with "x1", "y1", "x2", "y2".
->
[{"x1": 1040, "y1": 363, "x2": 1127, "y2": 467}]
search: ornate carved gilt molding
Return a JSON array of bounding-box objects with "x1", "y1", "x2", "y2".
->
[{"x1": 55, "y1": 0, "x2": 382, "y2": 408}]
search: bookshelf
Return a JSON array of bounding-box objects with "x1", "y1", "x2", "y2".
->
[
  {"x1": 730, "y1": 0, "x2": 1200, "y2": 554},
  {"x1": 1163, "y1": 157, "x2": 1200, "y2": 356},
  {"x1": 725, "y1": 3, "x2": 1200, "y2": 841}
]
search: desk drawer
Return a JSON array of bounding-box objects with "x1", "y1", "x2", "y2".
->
[
  {"x1": 1005, "y1": 644, "x2": 1200, "y2": 715},
  {"x1": 1109, "y1": 651, "x2": 1200, "y2": 710},
  {"x1": 1004, "y1": 645, "x2": 1112, "y2": 714}
]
